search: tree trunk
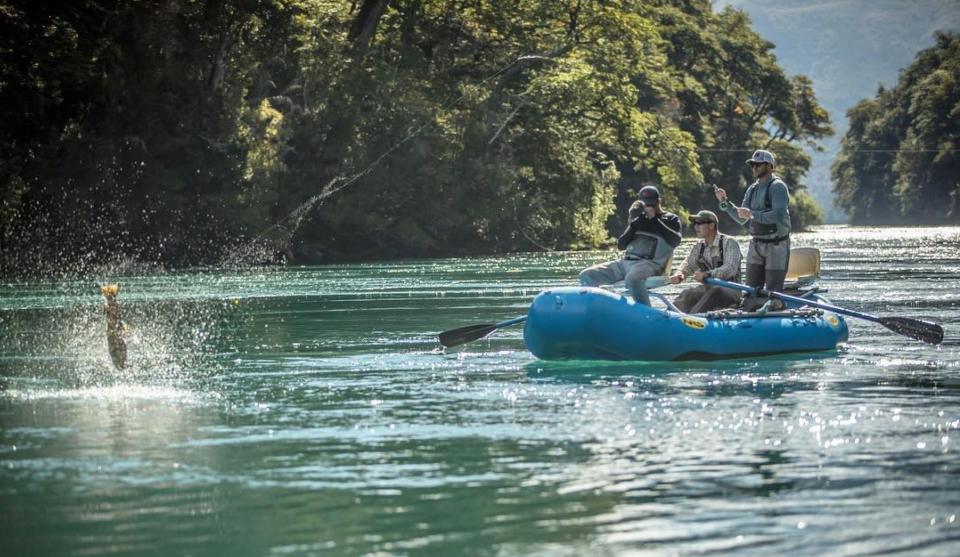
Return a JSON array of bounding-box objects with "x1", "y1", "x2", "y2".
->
[{"x1": 349, "y1": 0, "x2": 391, "y2": 59}]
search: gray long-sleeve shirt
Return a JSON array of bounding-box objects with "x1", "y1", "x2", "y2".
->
[{"x1": 721, "y1": 174, "x2": 791, "y2": 239}]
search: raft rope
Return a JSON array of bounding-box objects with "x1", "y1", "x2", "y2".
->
[{"x1": 705, "y1": 307, "x2": 823, "y2": 320}]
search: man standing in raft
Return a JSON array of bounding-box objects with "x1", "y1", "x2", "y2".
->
[
  {"x1": 101, "y1": 284, "x2": 127, "y2": 369},
  {"x1": 670, "y1": 209, "x2": 742, "y2": 313},
  {"x1": 714, "y1": 149, "x2": 791, "y2": 310},
  {"x1": 579, "y1": 185, "x2": 682, "y2": 305}
]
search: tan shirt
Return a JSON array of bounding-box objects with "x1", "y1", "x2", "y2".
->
[{"x1": 679, "y1": 233, "x2": 742, "y2": 280}]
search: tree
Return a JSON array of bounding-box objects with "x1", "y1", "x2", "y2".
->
[
  {"x1": 833, "y1": 32, "x2": 960, "y2": 224},
  {"x1": 0, "y1": 0, "x2": 835, "y2": 275}
]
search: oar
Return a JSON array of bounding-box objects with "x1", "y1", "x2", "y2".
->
[
  {"x1": 438, "y1": 276, "x2": 671, "y2": 348},
  {"x1": 705, "y1": 277, "x2": 944, "y2": 345},
  {"x1": 438, "y1": 316, "x2": 527, "y2": 348}
]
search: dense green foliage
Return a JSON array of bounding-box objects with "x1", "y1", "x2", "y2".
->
[
  {"x1": 0, "y1": 0, "x2": 831, "y2": 275},
  {"x1": 833, "y1": 32, "x2": 960, "y2": 224}
]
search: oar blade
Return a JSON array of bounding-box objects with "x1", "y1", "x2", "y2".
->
[
  {"x1": 879, "y1": 316, "x2": 944, "y2": 345},
  {"x1": 438, "y1": 323, "x2": 498, "y2": 348}
]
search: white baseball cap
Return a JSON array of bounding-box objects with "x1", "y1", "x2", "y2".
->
[{"x1": 746, "y1": 149, "x2": 775, "y2": 166}]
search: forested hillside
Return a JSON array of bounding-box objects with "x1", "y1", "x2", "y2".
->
[
  {"x1": 719, "y1": 0, "x2": 960, "y2": 223},
  {"x1": 0, "y1": 0, "x2": 831, "y2": 276},
  {"x1": 832, "y1": 33, "x2": 960, "y2": 224}
]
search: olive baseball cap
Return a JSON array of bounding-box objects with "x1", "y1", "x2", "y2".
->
[{"x1": 689, "y1": 209, "x2": 718, "y2": 224}]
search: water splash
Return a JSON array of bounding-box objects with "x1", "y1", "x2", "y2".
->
[{"x1": 0, "y1": 278, "x2": 243, "y2": 395}]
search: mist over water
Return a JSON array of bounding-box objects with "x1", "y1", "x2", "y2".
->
[{"x1": 1, "y1": 226, "x2": 959, "y2": 556}]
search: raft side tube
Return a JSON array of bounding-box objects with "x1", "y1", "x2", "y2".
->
[{"x1": 523, "y1": 287, "x2": 848, "y2": 361}]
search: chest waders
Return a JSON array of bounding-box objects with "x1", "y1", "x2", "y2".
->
[
  {"x1": 744, "y1": 180, "x2": 788, "y2": 242},
  {"x1": 673, "y1": 236, "x2": 742, "y2": 313},
  {"x1": 696, "y1": 235, "x2": 741, "y2": 282},
  {"x1": 743, "y1": 179, "x2": 789, "y2": 311}
]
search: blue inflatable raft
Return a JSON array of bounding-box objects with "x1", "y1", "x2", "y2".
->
[{"x1": 523, "y1": 287, "x2": 848, "y2": 361}]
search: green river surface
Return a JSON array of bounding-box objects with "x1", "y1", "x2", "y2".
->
[{"x1": 1, "y1": 225, "x2": 959, "y2": 556}]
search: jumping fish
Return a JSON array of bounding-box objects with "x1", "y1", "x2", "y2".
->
[{"x1": 101, "y1": 284, "x2": 128, "y2": 369}]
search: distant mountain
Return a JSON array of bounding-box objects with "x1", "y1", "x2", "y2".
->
[{"x1": 715, "y1": 0, "x2": 960, "y2": 222}]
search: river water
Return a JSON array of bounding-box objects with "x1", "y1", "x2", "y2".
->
[{"x1": 1, "y1": 225, "x2": 958, "y2": 556}]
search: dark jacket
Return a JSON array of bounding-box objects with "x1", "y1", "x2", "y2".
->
[{"x1": 617, "y1": 202, "x2": 682, "y2": 270}]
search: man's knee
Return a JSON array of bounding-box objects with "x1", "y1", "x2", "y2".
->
[
  {"x1": 579, "y1": 268, "x2": 600, "y2": 286},
  {"x1": 674, "y1": 288, "x2": 700, "y2": 312},
  {"x1": 691, "y1": 288, "x2": 738, "y2": 313},
  {"x1": 624, "y1": 272, "x2": 650, "y2": 293}
]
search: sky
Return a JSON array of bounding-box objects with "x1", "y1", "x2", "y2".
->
[{"x1": 714, "y1": 0, "x2": 960, "y2": 222}]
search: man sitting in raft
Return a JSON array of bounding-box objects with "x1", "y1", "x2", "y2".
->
[
  {"x1": 669, "y1": 210, "x2": 742, "y2": 313},
  {"x1": 579, "y1": 185, "x2": 682, "y2": 305}
]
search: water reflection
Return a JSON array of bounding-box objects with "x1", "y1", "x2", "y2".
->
[{"x1": 2, "y1": 226, "x2": 960, "y2": 556}]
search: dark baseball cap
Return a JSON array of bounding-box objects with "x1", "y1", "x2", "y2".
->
[{"x1": 638, "y1": 185, "x2": 660, "y2": 205}]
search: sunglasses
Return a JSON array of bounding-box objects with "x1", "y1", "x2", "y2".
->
[{"x1": 692, "y1": 220, "x2": 712, "y2": 225}]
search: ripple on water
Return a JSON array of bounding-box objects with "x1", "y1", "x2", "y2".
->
[
  {"x1": 2, "y1": 226, "x2": 960, "y2": 556},
  {"x1": 2, "y1": 384, "x2": 204, "y2": 404}
]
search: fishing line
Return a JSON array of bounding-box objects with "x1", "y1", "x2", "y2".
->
[
  {"x1": 225, "y1": 54, "x2": 553, "y2": 266},
  {"x1": 694, "y1": 148, "x2": 956, "y2": 153}
]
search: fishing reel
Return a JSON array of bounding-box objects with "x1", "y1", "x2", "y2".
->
[{"x1": 701, "y1": 182, "x2": 732, "y2": 210}]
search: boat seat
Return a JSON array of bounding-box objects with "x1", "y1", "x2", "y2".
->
[{"x1": 784, "y1": 247, "x2": 821, "y2": 289}]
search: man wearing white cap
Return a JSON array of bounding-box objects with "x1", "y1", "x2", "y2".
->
[
  {"x1": 669, "y1": 210, "x2": 742, "y2": 313},
  {"x1": 580, "y1": 184, "x2": 682, "y2": 306},
  {"x1": 713, "y1": 149, "x2": 791, "y2": 310}
]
